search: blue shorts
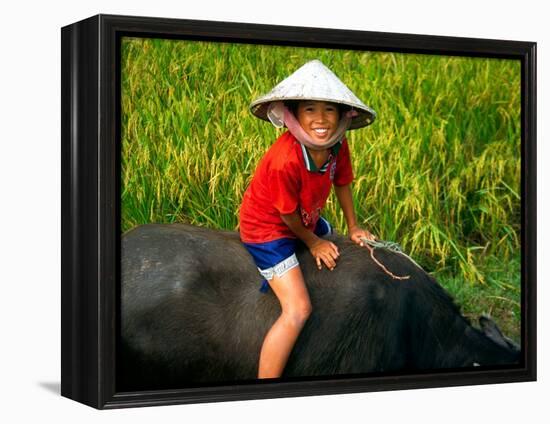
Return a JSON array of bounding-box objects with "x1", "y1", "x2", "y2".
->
[{"x1": 242, "y1": 217, "x2": 333, "y2": 292}]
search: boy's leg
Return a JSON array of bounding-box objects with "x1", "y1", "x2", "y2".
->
[{"x1": 258, "y1": 265, "x2": 312, "y2": 379}]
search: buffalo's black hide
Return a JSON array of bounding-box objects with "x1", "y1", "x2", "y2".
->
[{"x1": 119, "y1": 224, "x2": 519, "y2": 391}]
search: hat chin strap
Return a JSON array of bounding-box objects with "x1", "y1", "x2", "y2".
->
[{"x1": 267, "y1": 101, "x2": 352, "y2": 151}]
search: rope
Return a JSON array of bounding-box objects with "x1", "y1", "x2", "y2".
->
[{"x1": 359, "y1": 237, "x2": 424, "y2": 280}]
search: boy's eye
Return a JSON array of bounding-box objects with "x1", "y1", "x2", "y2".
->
[{"x1": 300, "y1": 103, "x2": 337, "y2": 113}]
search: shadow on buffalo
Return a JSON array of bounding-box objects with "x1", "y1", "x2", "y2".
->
[{"x1": 118, "y1": 223, "x2": 520, "y2": 391}]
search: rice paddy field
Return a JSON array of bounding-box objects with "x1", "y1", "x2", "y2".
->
[{"x1": 120, "y1": 37, "x2": 521, "y2": 340}]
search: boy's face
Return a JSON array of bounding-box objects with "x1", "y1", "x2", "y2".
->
[{"x1": 296, "y1": 101, "x2": 340, "y2": 148}]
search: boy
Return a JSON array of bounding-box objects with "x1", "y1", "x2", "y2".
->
[{"x1": 239, "y1": 60, "x2": 376, "y2": 379}]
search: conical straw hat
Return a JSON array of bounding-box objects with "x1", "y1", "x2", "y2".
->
[{"x1": 250, "y1": 60, "x2": 376, "y2": 130}]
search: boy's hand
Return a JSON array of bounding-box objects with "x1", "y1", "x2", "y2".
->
[
  {"x1": 309, "y1": 239, "x2": 340, "y2": 271},
  {"x1": 349, "y1": 225, "x2": 376, "y2": 247}
]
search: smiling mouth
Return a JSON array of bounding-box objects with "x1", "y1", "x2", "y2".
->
[{"x1": 313, "y1": 128, "x2": 329, "y2": 136}]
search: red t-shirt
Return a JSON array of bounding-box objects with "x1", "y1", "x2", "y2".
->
[{"x1": 239, "y1": 131, "x2": 354, "y2": 243}]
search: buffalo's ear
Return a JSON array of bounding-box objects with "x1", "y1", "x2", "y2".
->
[{"x1": 479, "y1": 316, "x2": 520, "y2": 352}]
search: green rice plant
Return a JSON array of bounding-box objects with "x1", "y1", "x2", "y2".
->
[{"x1": 120, "y1": 36, "x2": 521, "y2": 323}]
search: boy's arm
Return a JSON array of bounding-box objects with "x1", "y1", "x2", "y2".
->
[
  {"x1": 334, "y1": 183, "x2": 376, "y2": 245},
  {"x1": 281, "y1": 211, "x2": 340, "y2": 270}
]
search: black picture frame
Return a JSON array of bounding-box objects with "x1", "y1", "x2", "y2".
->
[{"x1": 61, "y1": 14, "x2": 536, "y2": 409}]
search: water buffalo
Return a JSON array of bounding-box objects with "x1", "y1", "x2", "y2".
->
[{"x1": 119, "y1": 223, "x2": 520, "y2": 391}]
